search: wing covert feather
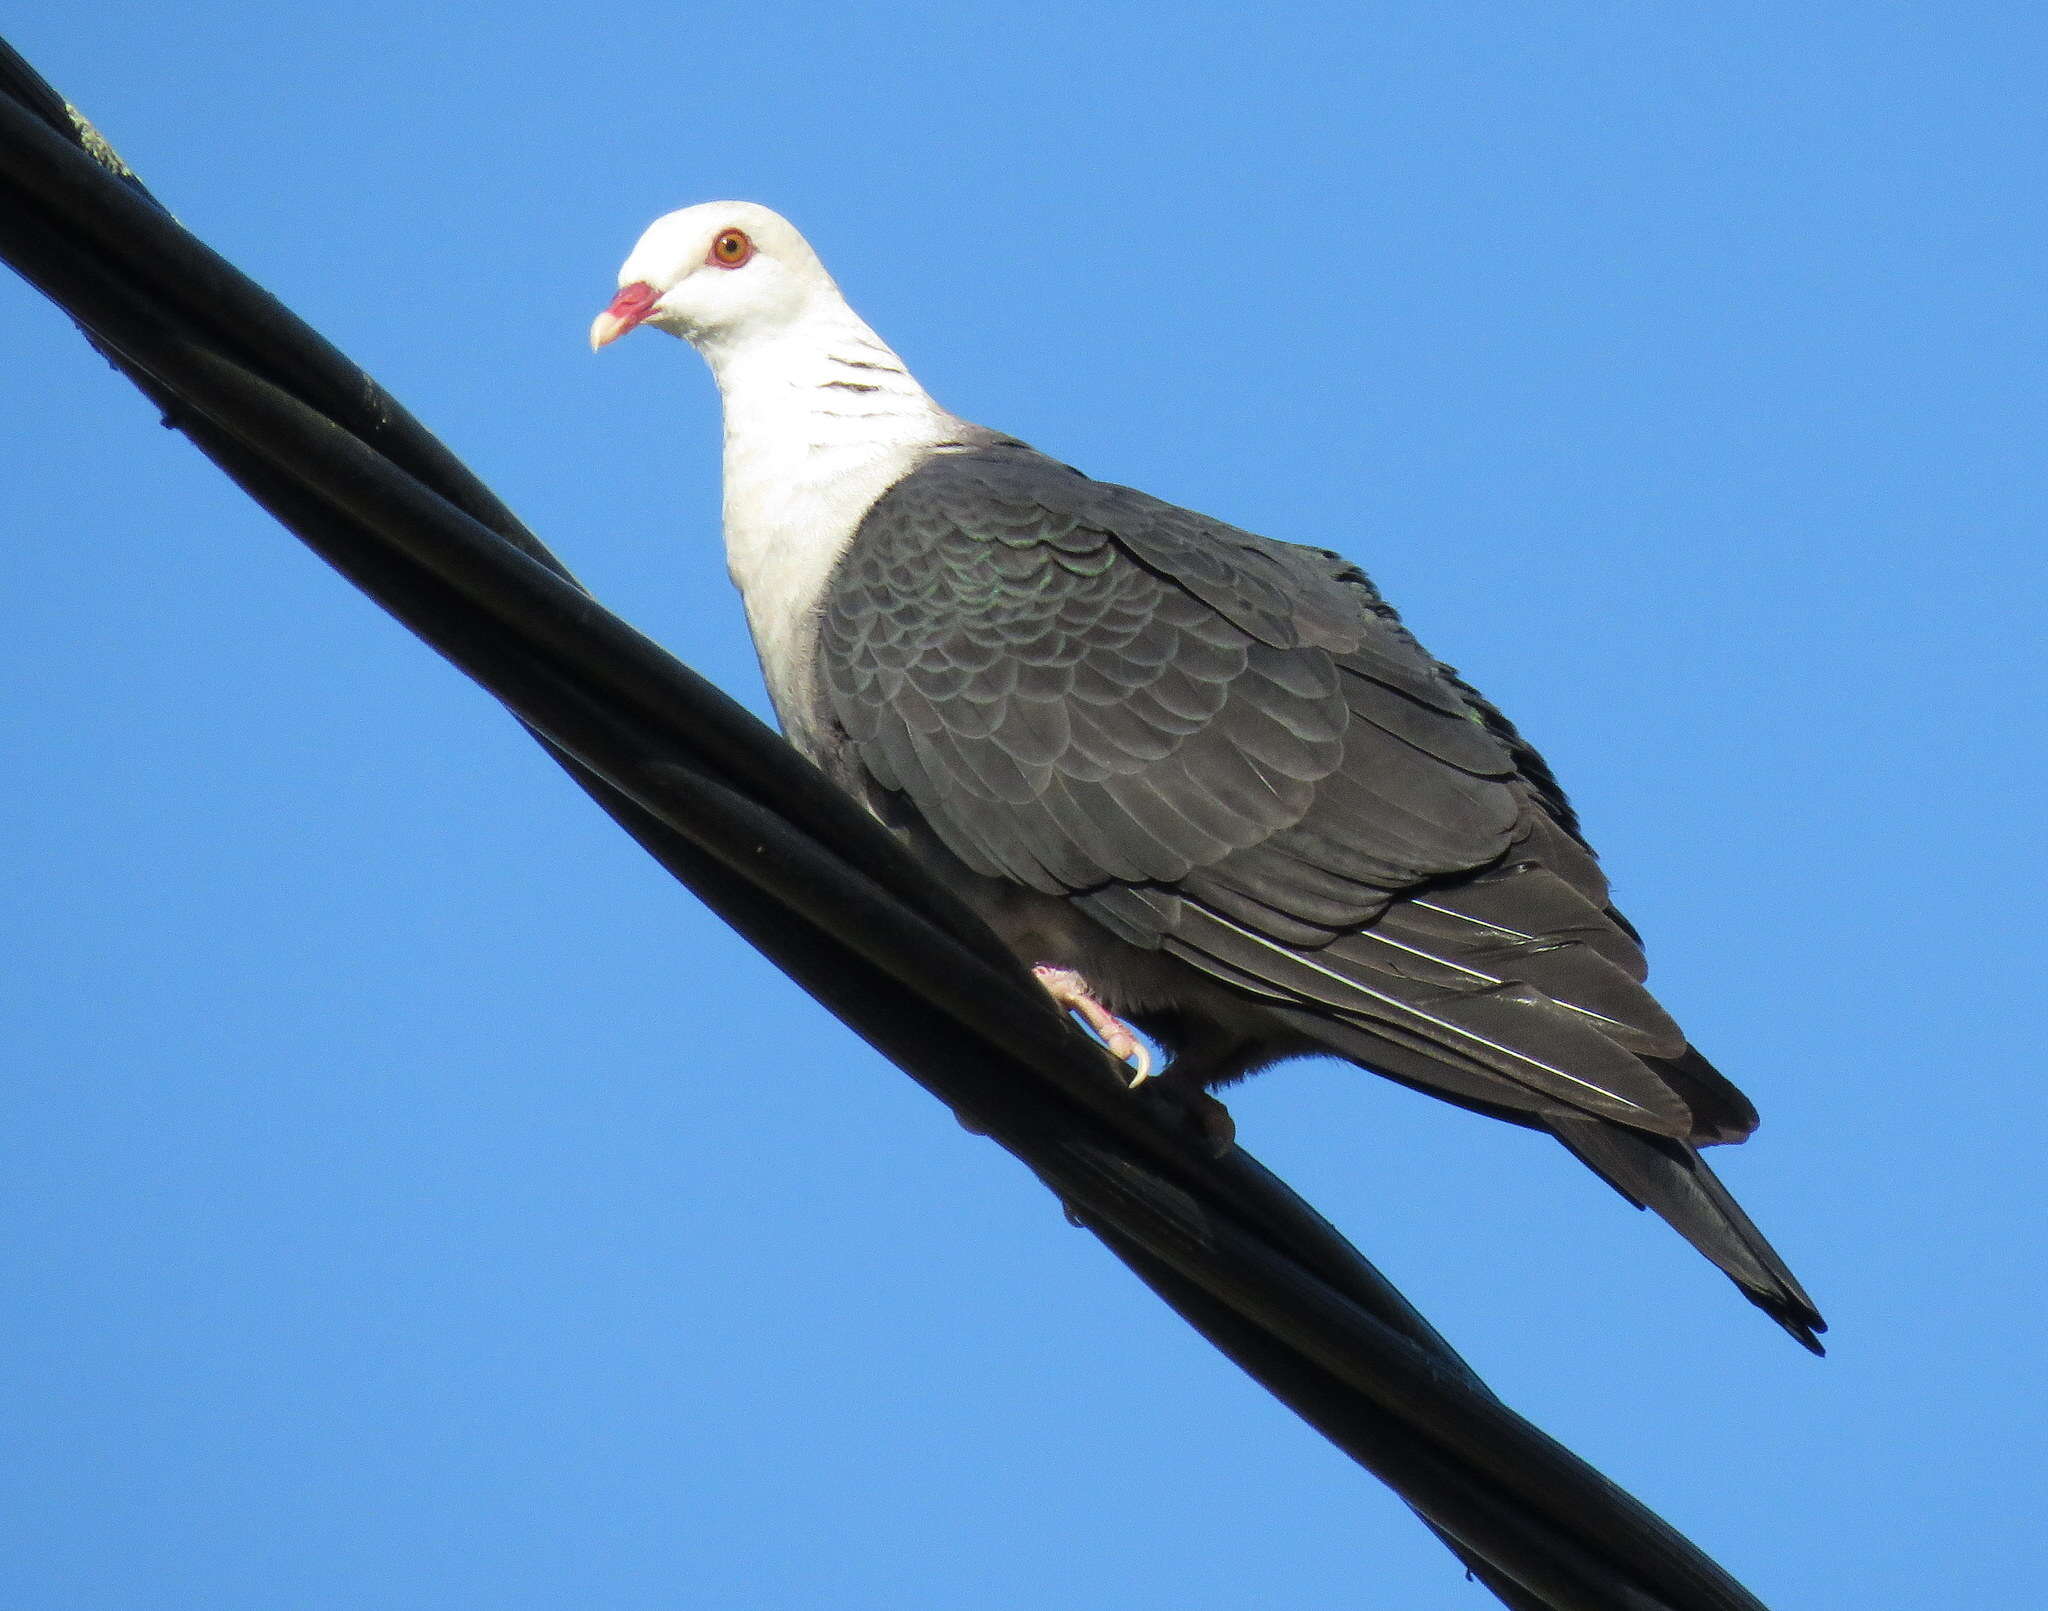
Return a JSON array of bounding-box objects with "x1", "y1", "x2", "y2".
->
[
  {"x1": 818, "y1": 446, "x2": 1716, "y2": 1140},
  {"x1": 820, "y1": 447, "x2": 1515, "y2": 897}
]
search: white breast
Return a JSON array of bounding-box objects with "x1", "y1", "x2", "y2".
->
[{"x1": 700, "y1": 314, "x2": 965, "y2": 739}]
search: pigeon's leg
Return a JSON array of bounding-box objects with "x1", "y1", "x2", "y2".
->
[{"x1": 1032, "y1": 965, "x2": 1154, "y2": 1087}]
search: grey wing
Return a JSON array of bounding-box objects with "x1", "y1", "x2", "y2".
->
[{"x1": 818, "y1": 448, "x2": 1711, "y2": 1141}]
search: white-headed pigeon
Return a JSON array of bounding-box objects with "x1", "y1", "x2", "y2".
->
[{"x1": 593, "y1": 202, "x2": 1824, "y2": 1351}]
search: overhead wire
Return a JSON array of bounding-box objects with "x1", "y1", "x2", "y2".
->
[{"x1": 0, "y1": 38, "x2": 1778, "y2": 1610}]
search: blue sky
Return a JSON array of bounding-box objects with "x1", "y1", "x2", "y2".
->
[{"x1": 3, "y1": 5, "x2": 2042, "y2": 1607}]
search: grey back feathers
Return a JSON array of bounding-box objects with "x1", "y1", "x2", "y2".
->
[{"x1": 815, "y1": 443, "x2": 1823, "y2": 1350}]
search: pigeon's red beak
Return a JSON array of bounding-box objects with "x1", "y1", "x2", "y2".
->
[{"x1": 589, "y1": 281, "x2": 660, "y2": 350}]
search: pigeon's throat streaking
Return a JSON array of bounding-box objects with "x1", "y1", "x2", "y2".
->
[{"x1": 699, "y1": 313, "x2": 967, "y2": 733}]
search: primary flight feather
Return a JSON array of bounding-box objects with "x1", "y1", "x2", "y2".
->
[{"x1": 593, "y1": 201, "x2": 1824, "y2": 1351}]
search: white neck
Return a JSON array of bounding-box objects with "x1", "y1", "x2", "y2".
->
[{"x1": 698, "y1": 308, "x2": 961, "y2": 738}]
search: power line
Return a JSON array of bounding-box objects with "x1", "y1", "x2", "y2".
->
[{"x1": 0, "y1": 37, "x2": 1775, "y2": 1609}]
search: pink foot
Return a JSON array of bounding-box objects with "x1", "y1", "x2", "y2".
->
[{"x1": 1032, "y1": 965, "x2": 1155, "y2": 1087}]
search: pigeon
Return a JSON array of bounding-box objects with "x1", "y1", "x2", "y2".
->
[{"x1": 592, "y1": 202, "x2": 1824, "y2": 1351}]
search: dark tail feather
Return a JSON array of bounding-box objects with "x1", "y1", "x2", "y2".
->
[
  {"x1": 1641, "y1": 1045, "x2": 1759, "y2": 1146},
  {"x1": 1548, "y1": 1114, "x2": 1827, "y2": 1354}
]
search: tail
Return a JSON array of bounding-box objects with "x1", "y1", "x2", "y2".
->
[{"x1": 1548, "y1": 1113, "x2": 1826, "y2": 1354}]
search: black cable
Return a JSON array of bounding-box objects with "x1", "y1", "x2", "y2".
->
[{"x1": 0, "y1": 39, "x2": 1780, "y2": 1611}]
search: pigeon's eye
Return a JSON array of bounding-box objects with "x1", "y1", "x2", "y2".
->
[{"x1": 709, "y1": 228, "x2": 754, "y2": 269}]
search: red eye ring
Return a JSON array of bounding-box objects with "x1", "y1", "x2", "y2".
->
[{"x1": 708, "y1": 228, "x2": 754, "y2": 269}]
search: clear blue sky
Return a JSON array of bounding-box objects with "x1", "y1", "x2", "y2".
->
[{"x1": 3, "y1": 6, "x2": 2041, "y2": 1607}]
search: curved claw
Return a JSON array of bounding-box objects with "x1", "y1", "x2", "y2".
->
[{"x1": 1032, "y1": 964, "x2": 1154, "y2": 1089}]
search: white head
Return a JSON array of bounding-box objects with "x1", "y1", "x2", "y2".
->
[
  {"x1": 589, "y1": 201, "x2": 852, "y2": 357},
  {"x1": 590, "y1": 202, "x2": 966, "y2": 731}
]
